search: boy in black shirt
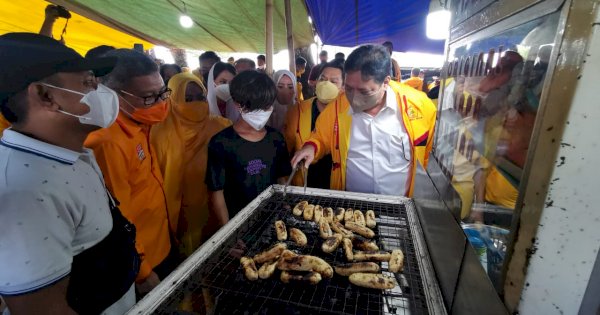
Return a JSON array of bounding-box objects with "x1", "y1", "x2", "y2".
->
[{"x1": 206, "y1": 71, "x2": 292, "y2": 226}]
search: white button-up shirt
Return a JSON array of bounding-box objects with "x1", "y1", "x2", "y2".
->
[
  {"x1": 346, "y1": 86, "x2": 412, "y2": 196},
  {"x1": 0, "y1": 129, "x2": 134, "y2": 314}
]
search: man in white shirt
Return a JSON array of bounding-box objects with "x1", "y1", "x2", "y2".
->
[
  {"x1": 345, "y1": 83, "x2": 413, "y2": 195},
  {"x1": 0, "y1": 33, "x2": 139, "y2": 314},
  {"x1": 291, "y1": 45, "x2": 436, "y2": 196}
]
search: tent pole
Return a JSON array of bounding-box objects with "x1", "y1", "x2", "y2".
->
[
  {"x1": 266, "y1": 0, "x2": 274, "y2": 76},
  {"x1": 284, "y1": 0, "x2": 295, "y2": 74}
]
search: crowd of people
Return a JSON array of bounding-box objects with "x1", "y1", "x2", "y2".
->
[{"x1": 0, "y1": 12, "x2": 439, "y2": 313}]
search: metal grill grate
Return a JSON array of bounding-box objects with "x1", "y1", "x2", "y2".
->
[{"x1": 152, "y1": 192, "x2": 430, "y2": 315}]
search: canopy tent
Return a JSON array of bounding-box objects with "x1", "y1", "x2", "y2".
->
[
  {"x1": 52, "y1": 0, "x2": 315, "y2": 53},
  {"x1": 305, "y1": 0, "x2": 445, "y2": 54},
  {"x1": 0, "y1": 0, "x2": 153, "y2": 56}
]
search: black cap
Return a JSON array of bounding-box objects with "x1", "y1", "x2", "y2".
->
[{"x1": 0, "y1": 33, "x2": 116, "y2": 103}]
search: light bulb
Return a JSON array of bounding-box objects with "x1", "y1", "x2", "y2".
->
[
  {"x1": 426, "y1": 10, "x2": 451, "y2": 40},
  {"x1": 180, "y1": 15, "x2": 193, "y2": 28}
]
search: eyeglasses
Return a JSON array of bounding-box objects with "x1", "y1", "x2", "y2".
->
[{"x1": 120, "y1": 88, "x2": 172, "y2": 107}]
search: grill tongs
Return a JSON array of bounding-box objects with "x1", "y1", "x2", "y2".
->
[{"x1": 283, "y1": 160, "x2": 307, "y2": 197}]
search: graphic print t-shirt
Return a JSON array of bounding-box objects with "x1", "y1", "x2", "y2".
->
[{"x1": 206, "y1": 126, "x2": 292, "y2": 218}]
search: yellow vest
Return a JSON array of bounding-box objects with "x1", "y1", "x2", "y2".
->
[
  {"x1": 285, "y1": 97, "x2": 321, "y2": 186},
  {"x1": 305, "y1": 80, "x2": 437, "y2": 196}
]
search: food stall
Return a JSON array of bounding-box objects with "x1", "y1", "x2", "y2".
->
[
  {"x1": 129, "y1": 186, "x2": 446, "y2": 314},
  {"x1": 125, "y1": 0, "x2": 598, "y2": 313}
]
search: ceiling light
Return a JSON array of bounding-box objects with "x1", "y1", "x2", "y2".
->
[
  {"x1": 180, "y1": 15, "x2": 193, "y2": 28},
  {"x1": 426, "y1": 10, "x2": 451, "y2": 40}
]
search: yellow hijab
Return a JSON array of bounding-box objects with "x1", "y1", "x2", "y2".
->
[{"x1": 151, "y1": 72, "x2": 232, "y2": 256}]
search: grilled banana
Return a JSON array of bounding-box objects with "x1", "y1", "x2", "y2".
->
[
  {"x1": 324, "y1": 207, "x2": 334, "y2": 223},
  {"x1": 277, "y1": 253, "x2": 334, "y2": 278},
  {"x1": 240, "y1": 257, "x2": 258, "y2": 281},
  {"x1": 389, "y1": 249, "x2": 404, "y2": 273},
  {"x1": 331, "y1": 222, "x2": 353, "y2": 237},
  {"x1": 253, "y1": 243, "x2": 287, "y2": 264},
  {"x1": 319, "y1": 218, "x2": 333, "y2": 239},
  {"x1": 280, "y1": 271, "x2": 322, "y2": 285},
  {"x1": 353, "y1": 250, "x2": 392, "y2": 262},
  {"x1": 334, "y1": 262, "x2": 380, "y2": 276},
  {"x1": 289, "y1": 228, "x2": 308, "y2": 247},
  {"x1": 275, "y1": 220, "x2": 287, "y2": 241},
  {"x1": 335, "y1": 207, "x2": 345, "y2": 222},
  {"x1": 313, "y1": 205, "x2": 324, "y2": 223},
  {"x1": 303, "y1": 204, "x2": 315, "y2": 221},
  {"x1": 351, "y1": 235, "x2": 379, "y2": 251},
  {"x1": 321, "y1": 233, "x2": 343, "y2": 253},
  {"x1": 365, "y1": 210, "x2": 376, "y2": 228},
  {"x1": 342, "y1": 238, "x2": 354, "y2": 261},
  {"x1": 353, "y1": 210, "x2": 366, "y2": 227},
  {"x1": 258, "y1": 261, "x2": 278, "y2": 279},
  {"x1": 349, "y1": 273, "x2": 397, "y2": 289},
  {"x1": 345, "y1": 221, "x2": 375, "y2": 238},
  {"x1": 293, "y1": 201, "x2": 308, "y2": 216},
  {"x1": 344, "y1": 208, "x2": 354, "y2": 223}
]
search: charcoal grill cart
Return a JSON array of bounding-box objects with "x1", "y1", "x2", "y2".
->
[{"x1": 128, "y1": 185, "x2": 446, "y2": 315}]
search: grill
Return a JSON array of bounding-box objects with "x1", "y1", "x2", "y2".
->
[{"x1": 128, "y1": 186, "x2": 446, "y2": 315}]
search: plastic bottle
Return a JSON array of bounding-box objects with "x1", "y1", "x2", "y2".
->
[{"x1": 464, "y1": 228, "x2": 488, "y2": 273}]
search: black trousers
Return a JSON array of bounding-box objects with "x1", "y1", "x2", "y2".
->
[{"x1": 154, "y1": 244, "x2": 183, "y2": 280}]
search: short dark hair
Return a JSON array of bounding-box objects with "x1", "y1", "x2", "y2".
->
[
  {"x1": 257, "y1": 54, "x2": 266, "y2": 61},
  {"x1": 382, "y1": 41, "x2": 393, "y2": 49},
  {"x1": 160, "y1": 63, "x2": 182, "y2": 77},
  {"x1": 213, "y1": 62, "x2": 236, "y2": 79},
  {"x1": 230, "y1": 71, "x2": 276, "y2": 112},
  {"x1": 320, "y1": 59, "x2": 345, "y2": 81},
  {"x1": 234, "y1": 58, "x2": 256, "y2": 69},
  {"x1": 411, "y1": 68, "x2": 421, "y2": 77},
  {"x1": 200, "y1": 51, "x2": 220, "y2": 62},
  {"x1": 102, "y1": 48, "x2": 158, "y2": 90},
  {"x1": 319, "y1": 50, "x2": 328, "y2": 56},
  {"x1": 295, "y1": 56, "x2": 307, "y2": 66},
  {"x1": 101, "y1": 49, "x2": 158, "y2": 90},
  {"x1": 345, "y1": 44, "x2": 391, "y2": 84},
  {"x1": 335, "y1": 52, "x2": 345, "y2": 60},
  {"x1": 85, "y1": 45, "x2": 116, "y2": 59}
]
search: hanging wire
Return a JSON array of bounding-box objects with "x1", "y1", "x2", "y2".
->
[{"x1": 181, "y1": 0, "x2": 187, "y2": 13}]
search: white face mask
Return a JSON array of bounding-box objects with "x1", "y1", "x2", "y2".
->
[
  {"x1": 215, "y1": 83, "x2": 232, "y2": 102},
  {"x1": 43, "y1": 83, "x2": 120, "y2": 128},
  {"x1": 240, "y1": 107, "x2": 273, "y2": 131}
]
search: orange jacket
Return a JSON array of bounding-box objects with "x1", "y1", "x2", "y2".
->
[
  {"x1": 304, "y1": 80, "x2": 437, "y2": 196},
  {"x1": 85, "y1": 112, "x2": 171, "y2": 281},
  {"x1": 0, "y1": 114, "x2": 9, "y2": 137},
  {"x1": 403, "y1": 77, "x2": 425, "y2": 91}
]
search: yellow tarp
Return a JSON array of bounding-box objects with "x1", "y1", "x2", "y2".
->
[{"x1": 0, "y1": 0, "x2": 153, "y2": 56}]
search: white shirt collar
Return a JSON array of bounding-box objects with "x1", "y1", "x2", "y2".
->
[
  {"x1": 1, "y1": 129, "x2": 82, "y2": 165},
  {"x1": 384, "y1": 85, "x2": 399, "y2": 114},
  {"x1": 349, "y1": 85, "x2": 398, "y2": 116}
]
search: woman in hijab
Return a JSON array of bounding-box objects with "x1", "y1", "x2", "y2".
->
[
  {"x1": 268, "y1": 69, "x2": 297, "y2": 132},
  {"x1": 151, "y1": 72, "x2": 232, "y2": 257},
  {"x1": 206, "y1": 61, "x2": 239, "y2": 122}
]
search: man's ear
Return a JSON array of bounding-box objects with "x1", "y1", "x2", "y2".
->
[
  {"x1": 383, "y1": 75, "x2": 391, "y2": 88},
  {"x1": 29, "y1": 83, "x2": 58, "y2": 111}
]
